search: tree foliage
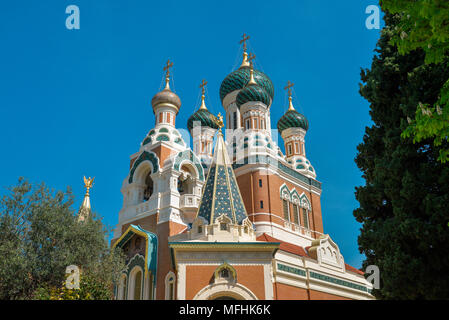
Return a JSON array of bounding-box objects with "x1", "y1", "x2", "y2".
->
[
  {"x1": 355, "y1": 13, "x2": 449, "y2": 299},
  {"x1": 380, "y1": 0, "x2": 449, "y2": 162},
  {"x1": 0, "y1": 178, "x2": 125, "y2": 300}
]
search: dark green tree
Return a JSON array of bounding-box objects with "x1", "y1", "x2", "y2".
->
[
  {"x1": 354, "y1": 13, "x2": 449, "y2": 299},
  {"x1": 0, "y1": 177, "x2": 125, "y2": 300}
]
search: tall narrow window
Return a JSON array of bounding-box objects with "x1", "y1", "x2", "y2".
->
[
  {"x1": 134, "y1": 270, "x2": 142, "y2": 300},
  {"x1": 165, "y1": 273, "x2": 176, "y2": 300},
  {"x1": 303, "y1": 208, "x2": 309, "y2": 229},
  {"x1": 233, "y1": 111, "x2": 237, "y2": 129},
  {"x1": 283, "y1": 199, "x2": 290, "y2": 221},
  {"x1": 246, "y1": 119, "x2": 250, "y2": 130},
  {"x1": 288, "y1": 144, "x2": 292, "y2": 155},
  {"x1": 260, "y1": 200, "x2": 264, "y2": 209},
  {"x1": 293, "y1": 204, "x2": 299, "y2": 225},
  {"x1": 259, "y1": 179, "x2": 262, "y2": 187}
]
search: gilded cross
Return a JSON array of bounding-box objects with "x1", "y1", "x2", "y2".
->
[
  {"x1": 240, "y1": 33, "x2": 250, "y2": 51},
  {"x1": 248, "y1": 53, "x2": 256, "y2": 67},
  {"x1": 163, "y1": 59, "x2": 173, "y2": 77},
  {"x1": 284, "y1": 80, "x2": 294, "y2": 97},
  {"x1": 199, "y1": 79, "x2": 208, "y2": 95}
]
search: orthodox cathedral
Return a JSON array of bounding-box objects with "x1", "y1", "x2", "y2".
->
[{"x1": 108, "y1": 36, "x2": 374, "y2": 300}]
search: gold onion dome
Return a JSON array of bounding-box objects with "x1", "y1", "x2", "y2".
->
[{"x1": 151, "y1": 60, "x2": 181, "y2": 113}]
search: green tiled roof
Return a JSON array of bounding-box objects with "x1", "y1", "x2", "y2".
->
[
  {"x1": 236, "y1": 84, "x2": 271, "y2": 108},
  {"x1": 277, "y1": 109, "x2": 309, "y2": 133},
  {"x1": 197, "y1": 132, "x2": 248, "y2": 225},
  {"x1": 187, "y1": 108, "x2": 219, "y2": 132},
  {"x1": 220, "y1": 66, "x2": 274, "y2": 103}
]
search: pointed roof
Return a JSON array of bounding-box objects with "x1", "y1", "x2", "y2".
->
[{"x1": 196, "y1": 131, "x2": 248, "y2": 225}]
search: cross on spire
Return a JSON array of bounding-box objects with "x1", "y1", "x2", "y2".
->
[
  {"x1": 240, "y1": 33, "x2": 250, "y2": 52},
  {"x1": 199, "y1": 79, "x2": 208, "y2": 110},
  {"x1": 284, "y1": 80, "x2": 294, "y2": 97},
  {"x1": 163, "y1": 59, "x2": 173, "y2": 89},
  {"x1": 248, "y1": 53, "x2": 256, "y2": 67},
  {"x1": 284, "y1": 81, "x2": 295, "y2": 111},
  {"x1": 199, "y1": 79, "x2": 208, "y2": 95}
]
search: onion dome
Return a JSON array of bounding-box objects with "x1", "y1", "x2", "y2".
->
[
  {"x1": 187, "y1": 93, "x2": 219, "y2": 132},
  {"x1": 277, "y1": 96, "x2": 309, "y2": 133},
  {"x1": 220, "y1": 66, "x2": 274, "y2": 103},
  {"x1": 236, "y1": 82, "x2": 271, "y2": 108},
  {"x1": 151, "y1": 60, "x2": 181, "y2": 113},
  {"x1": 235, "y1": 63, "x2": 271, "y2": 108}
]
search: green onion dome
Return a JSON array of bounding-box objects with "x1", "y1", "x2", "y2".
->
[
  {"x1": 187, "y1": 108, "x2": 219, "y2": 132},
  {"x1": 219, "y1": 66, "x2": 274, "y2": 103},
  {"x1": 277, "y1": 109, "x2": 309, "y2": 133},
  {"x1": 236, "y1": 83, "x2": 271, "y2": 108}
]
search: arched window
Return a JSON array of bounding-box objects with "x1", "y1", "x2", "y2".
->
[
  {"x1": 133, "y1": 270, "x2": 142, "y2": 300},
  {"x1": 143, "y1": 172, "x2": 153, "y2": 201},
  {"x1": 165, "y1": 272, "x2": 176, "y2": 300},
  {"x1": 293, "y1": 203, "x2": 300, "y2": 225},
  {"x1": 283, "y1": 199, "x2": 290, "y2": 222},
  {"x1": 302, "y1": 208, "x2": 309, "y2": 229},
  {"x1": 128, "y1": 267, "x2": 143, "y2": 300}
]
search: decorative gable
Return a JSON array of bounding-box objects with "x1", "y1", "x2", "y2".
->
[{"x1": 308, "y1": 235, "x2": 345, "y2": 272}]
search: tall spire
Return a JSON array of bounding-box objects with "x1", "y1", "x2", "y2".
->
[
  {"x1": 284, "y1": 80, "x2": 295, "y2": 111},
  {"x1": 78, "y1": 176, "x2": 94, "y2": 222},
  {"x1": 239, "y1": 33, "x2": 250, "y2": 68},
  {"x1": 196, "y1": 126, "x2": 247, "y2": 225}
]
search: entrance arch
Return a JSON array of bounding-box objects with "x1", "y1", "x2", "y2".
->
[{"x1": 193, "y1": 283, "x2": 258, "y2": 300}]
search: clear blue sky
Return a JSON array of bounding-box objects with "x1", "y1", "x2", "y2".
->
[{"x1": 0, "y1": 0, "x2": 382, "y2": 268}]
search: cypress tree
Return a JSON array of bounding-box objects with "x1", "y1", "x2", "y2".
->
[{"x1": 354, "y1": 13, "x2": 449, "y2": 299}]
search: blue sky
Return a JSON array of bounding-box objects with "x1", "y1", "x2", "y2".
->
[{"x1": 0, "y1": 0, "x2": 382, "y2": 268}]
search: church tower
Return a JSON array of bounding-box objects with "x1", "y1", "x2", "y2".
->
[{"x1": 187, "y1": 80, "x2": 219, "y2": 172}]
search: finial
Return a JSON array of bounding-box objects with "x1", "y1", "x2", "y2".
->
[
  {"x1": 163, "y1": 59, "x2": 174, "y2": 90},
  {"x1": 247, "y1": 53, "x2": 257, "y2": 86},
  {"x1": 239, "y1": 33, "x2": 250, "y2": 68},
  {"x1": 199, "y1": 79, "x2": 208, "y2": 110},
  {"x1": 216, "y1": 113, "x2": 224, "y2": 131},
  {"x1": 83, "y1": 176, "x2": 94, "y2": 196},
  {"x1": 284, "y1": 81, "x2": 295, "y2": 111}
]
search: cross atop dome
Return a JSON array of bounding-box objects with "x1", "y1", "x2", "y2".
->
[
  {"x1": 284, "y1": 80, "x2": 296, "y2": 111},
  {"x1": 163, "y1": 59, "x2": 174, "y2": 90},
  {"x1": 239, "y1": 33, "x2": 251, "y2": 68},
  {"x1": 199, "y1": 79, "x2": 208, "y2": 110}
]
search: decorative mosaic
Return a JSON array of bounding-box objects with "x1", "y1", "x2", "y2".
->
[
  {"x1": 277, "y1": 263, "x2": 306, "y2": 277},
  {"x1": 309, "y1": 271, "x2": 369, "y2": 293}
]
